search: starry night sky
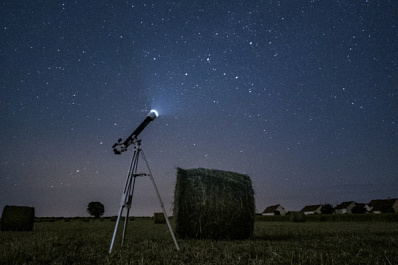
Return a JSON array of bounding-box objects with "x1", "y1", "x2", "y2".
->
[{"x1": 1, "y1": 1, "x2": 397, "y2": 217}]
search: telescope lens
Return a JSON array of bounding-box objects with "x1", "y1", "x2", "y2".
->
[
  {"x1": 148, "y1": 109, "x2": 158, "y2": 120},
  {"x1": 151, "y1": 109, "x2": 159, "y2": 117}
]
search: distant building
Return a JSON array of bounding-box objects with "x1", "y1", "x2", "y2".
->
[
  {"x1": 368, "y1": 198, "x2": 398, "y2": 214},
  {"x1": 351, "y1": 203, "x2": 368, "y2": 214},
  {"x1": 334, "y1": 201, "x2": 356, "y2": 214},
  {"x1": 300, "y1": 205, "x2": 322, "y2": 215},
  {"x1": 262, "y1": 204, "x2": 287, "y2": 216}
]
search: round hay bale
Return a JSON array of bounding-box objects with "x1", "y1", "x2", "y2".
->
[
  {"x1": 1, "y1": 205, "x2": 35, "y2": 231},
  {"x1": 174, "y1": 168, "x2": 255, "y2": 240},
  {"x1": 290, "y1": 211, "x2": 306, "y2": 222},
  {"x1": 154, "y1": 212, "x2": 166, "y2": 224}
]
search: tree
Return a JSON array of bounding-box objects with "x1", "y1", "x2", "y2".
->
[
  {"x1": 321, "y1": 204, "x2": 335, "y2": 214},
  {"x1": 87, "y1": 201, "x2": 104, "y2": 218}
]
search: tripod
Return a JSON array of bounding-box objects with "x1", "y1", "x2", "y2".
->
[{"x1": 109, "y1": 139, "x2": 180, "y2": 253}]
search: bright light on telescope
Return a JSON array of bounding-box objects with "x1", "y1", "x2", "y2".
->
[
  {"x1": 148, "y1": 109, "x2": 158, "y2": 120},
  {"x1": 151, "y1": 109, "x2": 159, "y2": 117}
]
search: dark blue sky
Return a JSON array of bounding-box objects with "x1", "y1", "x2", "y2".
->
[{"x1": 1, "y1": 0, "x2": 397, "y2": 217}]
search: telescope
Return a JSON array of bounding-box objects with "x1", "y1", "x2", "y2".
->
[
  {"x1": 112, "y1": 109, "x2": 158, "y2": 154},
  {"x1": 109, "y1": 108, "x2": 179, "y2": 253}
]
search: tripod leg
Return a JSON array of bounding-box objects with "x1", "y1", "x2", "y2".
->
[
  {"x1": 109, "y1": 205, "x2": 124, "y2": 253},
  {"x1": 141, "y1": 150, "x2": 180, "y2": 251},
  {"x1": 121, "y1": 162, "x2": 138, "y2": 246},
  {"x1": 121, "y1": 200, "x2": 132, "y2": 246},
  {"x1": 110, "y1": 150, "x2": 138, "y2": 253}
]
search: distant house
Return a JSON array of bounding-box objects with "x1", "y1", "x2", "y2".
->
[
  {"x1": 262, "y1": 204, "x2": 287, "y2": 216},
  {"x1": 351, "y1": 203, "x2": 368, "y2": 214},
  {"x1": 364, "y1": 204, "x2": 372, "y2": 212},
  {"x1": 300, "y1": 205, "x2": 322, "y2": 215},
  {"x1": 368, "y1": 198, "x2": 398, "y2": 214},
  {"x1": 335, "y1": 201, "x2": 356, "y2": 214}
]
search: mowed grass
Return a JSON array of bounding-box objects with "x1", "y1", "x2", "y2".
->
[{"x1": 1, "y1": 217, "x2": 397, "y2": 264}]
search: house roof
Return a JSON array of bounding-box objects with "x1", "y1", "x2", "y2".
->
[
  {"x1": 300, "y1": 205, "x2": 322, "y2": 212},
  {"x1": 368, "y1": 198, "x2": 398, "y2": 207},
  {"x1": 369, "y1": 198, "x2": 398, "y2": 212},
  {"x1": 263, "y1": 204, "x2": 283, "y2": 214},
  {"x1": 335, "y1": 201, "x2": 355, "y2": 210}
]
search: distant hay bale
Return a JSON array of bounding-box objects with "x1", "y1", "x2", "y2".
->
[
  {"x1": 154, "y1": 212, "x2": 166, "y2": 224},
  {"x1": 290, "y1": 211, "x2": 306, "y2": 222},
  {"x1": 174, "y1": 168, "x2": 255, "y2": 240},
  {"x1": 1, "y1": 205, "x2": 35, "y2": 231}
]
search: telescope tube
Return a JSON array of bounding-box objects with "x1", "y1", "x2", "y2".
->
[{"x1": 113, "y1": 110, "x2": 158, "y2": 154}]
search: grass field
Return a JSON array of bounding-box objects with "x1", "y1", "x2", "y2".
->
[{"x1": 1, "y1": 216, "x2": 397, "y2": 264}]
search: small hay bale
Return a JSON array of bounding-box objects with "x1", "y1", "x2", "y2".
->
[
  {"x1": 174, "y1": 167, "x2": 255, "y2": 240},
  {"x1": 154, "y1": 212, "x2": 166, "y2": 224},
  {"x1": 290, "y1": 211, "x2": 306, "y2": 222},
  {"x1": 1, "y1": 205, "x2": 35, "y2": 231}
]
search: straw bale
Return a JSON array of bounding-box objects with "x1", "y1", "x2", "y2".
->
[
  {"x1": 174, "y1": 168, "x2": 255, "y2": 239},
  {"x1": 154, "y1": 212, "x2": 166, "y2": 224},
  {"x1": 1, "y1": 205, "x2": 35, "y2": 231},
  {"x1": 290, "y1": 211, "x2": 306, "y2": 222}
]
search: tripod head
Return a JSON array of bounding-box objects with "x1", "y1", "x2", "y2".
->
[{"x1": 112, "y1": 110, "x2": 158, "y2": 155}]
